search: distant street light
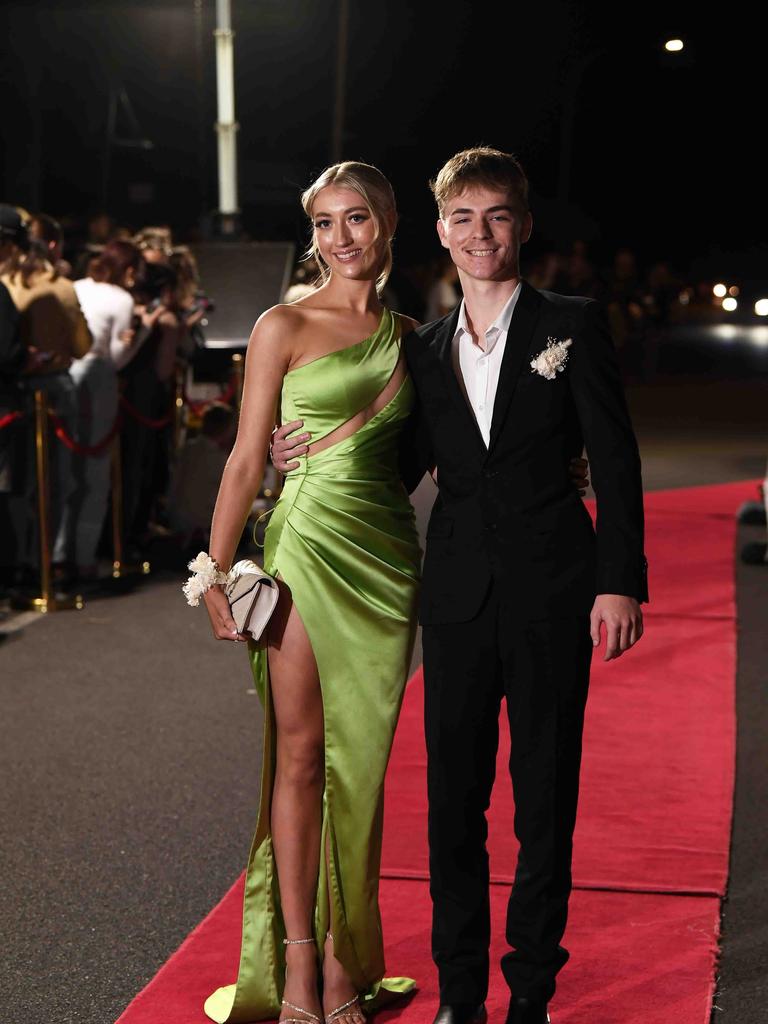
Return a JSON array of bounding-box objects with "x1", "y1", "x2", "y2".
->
[
  {"x1": 558, "y1": 38, "x2": 690, "y2": 204},
  {"x1": 713, "y1": 283, "x2": 727, "y2": 297},
  {"x1": 755, "y1": 299, "x2": 768, "y2": 317},
  {"x1": 722, "y1": 297, "x2": 738, "y2": 312}
]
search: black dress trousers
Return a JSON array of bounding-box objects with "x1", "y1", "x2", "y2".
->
[{"x1": 422, "y1": 582, "x2": 593, "y2": 1004}]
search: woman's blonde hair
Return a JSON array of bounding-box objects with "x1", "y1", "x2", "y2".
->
[{"x1": 300, "y1": 161, "x2": 396, "y2": 293}]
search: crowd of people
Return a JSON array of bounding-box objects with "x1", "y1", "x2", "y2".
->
[
  {"x1": 0, "y1": 204, "x2": 224, "y2": 597},
  {"x1": 0, "y1": 200, "x2": 717, "y2": 599}
]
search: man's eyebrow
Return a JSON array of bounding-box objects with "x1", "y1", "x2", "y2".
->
[
  {"x1": 448, "y1": 204, "x2": 514, "y2": 216},
  {"x1": 313, "y1": 206, "x2": 369, "y2": 218}
]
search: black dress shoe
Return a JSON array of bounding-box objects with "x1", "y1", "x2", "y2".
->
[
  {"x1": 431, "y1": 1003, "x2": 487, "y2": 1024},
  {"x1": 505, "y1": 995, "x2": 550, "y2": 1024}
]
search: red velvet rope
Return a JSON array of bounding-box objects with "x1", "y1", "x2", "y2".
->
[
  {"x1": 118, "y1": 394, "x2": 175, "y2": 430},
  {"x1": 0, "y1": 410, "x2": 24, "y2": 431},
  {"x1": 3, "y1": 378, "x2": 234, "y2": 451},
  {"x1": 48, "y1": 410, "x2": 122, "y2": 456},
  {"x1": 181, "y1": 378, "x2": 236, "y2": 417}
]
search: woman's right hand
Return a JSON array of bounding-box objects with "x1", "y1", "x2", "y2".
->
[{"x1": 203, "y1": 584, "x2": 249, "y2": 642}]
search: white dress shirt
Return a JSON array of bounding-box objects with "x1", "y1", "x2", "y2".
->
[{"x1": 451, "y1": 282, "x2": 522, "y2": 446}]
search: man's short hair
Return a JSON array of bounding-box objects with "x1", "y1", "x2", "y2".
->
[{"x1": 430, "y1": 147, "x2": 529, "y2": 216}]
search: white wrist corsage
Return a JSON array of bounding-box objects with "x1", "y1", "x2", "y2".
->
[
  {"x1": 182, "y1": 552, "x2": 228, "y2": 606},
  {"x1": 530, "y1": 337, "x2": 572, "y2": 380}
]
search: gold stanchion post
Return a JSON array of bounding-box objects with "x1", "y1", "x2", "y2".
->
[
  {"x1": 174, "y1": 365, "x2": 185, "y2": 451},
  {"x1": 231, "y1": 352, "x2": 244, "y2": 410},
  {"x1": 110, "y1": 432, "x2": 150, "y2": 579},
  {"x1": 12, "y1": 389, "x2": 83, "y2": 612}
]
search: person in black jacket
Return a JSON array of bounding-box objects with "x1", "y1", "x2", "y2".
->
[
  {"x1": 404, "y1": 148, "x2": 645, "y2": 1024},
  {"x1": 0, "y1": 205, "x2": 50, "y2": 584},
  {"x1": 272, "y1": 148, "x2": 646, "y2": 1024},
  {"x1": 0, "y1": 274, "x2": 22, "y2": 584}
]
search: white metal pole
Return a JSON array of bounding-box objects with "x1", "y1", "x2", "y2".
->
[{"x1": 214, "y1": 0, "x2": 238, "y2": 217}]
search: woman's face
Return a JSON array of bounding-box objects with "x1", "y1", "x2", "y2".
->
[{"x1": 311, "y1": 185, "x2": 386, "y2": 283}]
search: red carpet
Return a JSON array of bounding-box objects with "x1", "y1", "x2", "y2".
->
[
  {"x1": 117, "y1": 480, "x2": 752, "y2": 1024},
  {"x1": 117, "y1": 876, "x2": 720, "y2": 1024}
]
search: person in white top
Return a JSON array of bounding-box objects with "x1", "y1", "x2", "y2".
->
[
  {"x1": 73, "y1": 276, "x2": 134, "y2": 365},
  {"x1": 59, "y1": 240, "x2": 144, "y2": 577}
]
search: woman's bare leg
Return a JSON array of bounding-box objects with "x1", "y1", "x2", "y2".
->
[
  {"x1": 269, "y1": 580, "x2": 366, "y2": 1024},
  {"x1": 269, "y1": 581, "x2": 325, "y2": 1022}
]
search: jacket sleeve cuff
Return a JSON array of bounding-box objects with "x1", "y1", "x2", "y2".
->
[{"x1": 596, "y1": 555, "x2": 649, "y2": 603}]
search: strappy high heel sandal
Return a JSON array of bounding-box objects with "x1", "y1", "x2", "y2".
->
[
  {"x1": 324, "y1": 933, "x2": 363, "y2": 1024},
  {"x1": 281, "y1": 937, "x2": 322, "y2": 1024},
  {"x1": 325, "y1": 994, "x2": 362, "y2": 1024}
]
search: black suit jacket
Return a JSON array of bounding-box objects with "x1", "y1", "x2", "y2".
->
[{"x1": 400, "y1": 281, "x2": 648, "y2": 625}]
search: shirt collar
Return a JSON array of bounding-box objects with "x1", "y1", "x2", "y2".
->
[{"x1": 454, "y1": 281, "x2": 523, "y2": 349}]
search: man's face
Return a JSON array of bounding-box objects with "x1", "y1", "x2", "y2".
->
[{"x1": 436, "y1": 186, "x2": 532, "y2": 283}]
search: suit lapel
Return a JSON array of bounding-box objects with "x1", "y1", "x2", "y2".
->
[
  {"x1": 432, "y1": 305, "x2": 486, "y2": 451},
  {"x1": 487, "y1": 281, "x2": 543, "y2": 453}
]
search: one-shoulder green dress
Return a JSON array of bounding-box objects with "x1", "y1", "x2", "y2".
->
[{"x1": 205, "y1": 308, "x2": 421, "y2": 1023}]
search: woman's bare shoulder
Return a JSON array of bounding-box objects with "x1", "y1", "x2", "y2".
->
[
  {"x1": 254, "y1": 299, "x2": 331, "y2": 334},
  {"x1": 243, "y1": 305, "x2": 296, "y2": 373},
  {"x1": 250, "y1": 302, "x2": 309, "y2": 344}
]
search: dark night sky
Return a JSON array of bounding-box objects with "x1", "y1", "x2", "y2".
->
[{"x1": 0, "y1": 0, "x2": 762, "y2": 274}]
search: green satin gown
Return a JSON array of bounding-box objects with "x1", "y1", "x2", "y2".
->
[{"x1": 205, "y1": 308, "x2": 421, "y2": 1023}]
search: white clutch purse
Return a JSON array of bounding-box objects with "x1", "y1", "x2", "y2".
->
[{"x1": 224, "y1": 559, "x2": 279, "y2": 641}]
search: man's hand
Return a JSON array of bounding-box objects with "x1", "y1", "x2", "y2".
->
[
  {"x1": 569, "y1": 456, "x2": 590, "y2": 495},
  {"x1": 590, "y1": 594, "x2": 643, "y2": 661},
  {"x1": 271, "y1": 419, "x2": 311, "y2": 473}
]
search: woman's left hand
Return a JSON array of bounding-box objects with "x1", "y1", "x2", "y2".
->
[{"x1": 203, "y1": 584, "x2": 249, "y2": 643}]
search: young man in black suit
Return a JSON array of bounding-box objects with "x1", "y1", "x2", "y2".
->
[
  {"x1": 401, "y1": 148, "x2": 646, "y2": 1024},
  {"x1": 272, "y1": 147, "x2": 647, "y2": 1024}
]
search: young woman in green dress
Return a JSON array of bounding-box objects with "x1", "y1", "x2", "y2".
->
[{"x1": 200, "y1": 162, "x2": 422, "y2": 1024}]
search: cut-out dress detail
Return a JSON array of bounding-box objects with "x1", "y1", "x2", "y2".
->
[{"x1": 205, "y1": 308, "x2": 421, "y2": 1022}]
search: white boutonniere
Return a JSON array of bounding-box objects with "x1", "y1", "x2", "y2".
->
[{"x1": 530, "y1": 337, "x2": 573, "y2": 380}]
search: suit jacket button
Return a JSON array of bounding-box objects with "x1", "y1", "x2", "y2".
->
[{"x1": 486, "y1": 522, "x2": 497, "y2": 532}]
